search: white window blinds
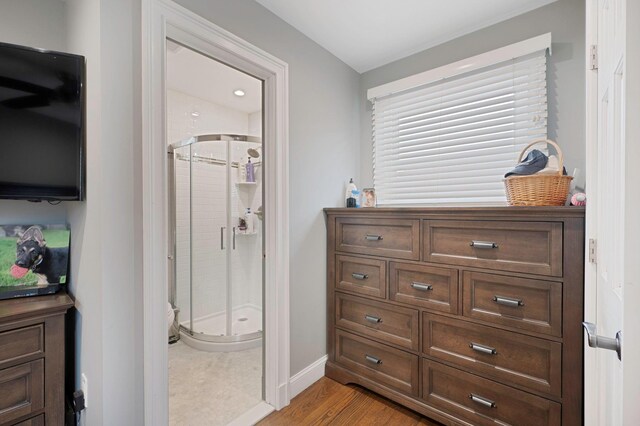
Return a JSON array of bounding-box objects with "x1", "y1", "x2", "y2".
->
[{"x1": 371, "y1": 47, "x2": 548, "y2": 205}]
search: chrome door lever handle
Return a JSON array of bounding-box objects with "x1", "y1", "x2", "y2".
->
[{"x1": 582, "y1": 322, "x2": 622, "y2": 361}]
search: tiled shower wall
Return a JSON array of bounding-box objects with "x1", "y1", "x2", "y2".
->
[{"x1": 169, "y1": 89, "x2": 262, "y2": 333}]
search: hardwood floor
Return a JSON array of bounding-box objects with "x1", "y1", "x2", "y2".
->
[{"x1": 258, "y1": 377, "x2": 442, "y2": 425}]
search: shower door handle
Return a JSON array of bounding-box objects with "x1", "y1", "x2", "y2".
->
[
  {"x1": 233, "y1": 227, "x2": 236, "y2": 250},
  {"x1": 221, "y1": 226, "x2": 226, "y2": 250}
]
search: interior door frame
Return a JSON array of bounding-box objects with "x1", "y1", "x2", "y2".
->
[{"x1": 141, "y1": 1, "x2": 291, "y2": 424}]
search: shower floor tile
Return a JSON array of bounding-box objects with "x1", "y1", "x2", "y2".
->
[{"x1": 169, "y1": 340, "x2": 262, "y2": 425}]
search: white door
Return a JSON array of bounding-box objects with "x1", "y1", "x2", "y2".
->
[{"x1": 585, "y1": 0, "x2": 640, "y2": 424}]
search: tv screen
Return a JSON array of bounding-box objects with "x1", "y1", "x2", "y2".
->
[{"x1": 0, "y1": 42, "x2": 85, "y2": 201}]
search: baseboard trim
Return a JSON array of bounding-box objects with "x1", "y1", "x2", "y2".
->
[
  {"x1": 289, "y1": 354, "x2": 328, "y2": 399},
  {"x1": 227, "y1": 401, "x2": 274, "y2": 426}
]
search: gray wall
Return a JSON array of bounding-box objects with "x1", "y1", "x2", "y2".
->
[
  {"x1": 0, "y1": 0, "x2": 67, "y2": 51},
  {"x1": 359, "y1": 0, "x2": 586, "y2": 190},
  {"x1": 66, "y1": 0, "x2": 143, "y2": 424},
  {"x1": 1, "y1": 1, "x2": 143, "y2": 424},
  {"x1": 174, "y1": 0, "x2": 361, "y2": 376},
  {"x1": 0, "y1": 0, "x2": 587, "y2": 420}
]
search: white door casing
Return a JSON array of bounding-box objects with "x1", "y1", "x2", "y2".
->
[
  {"x1": 585, "y1": 0, "x2": 640, "y2": 424},
  {"x1": 142, "y1": 1, "x2": 290, "y2": 425}
]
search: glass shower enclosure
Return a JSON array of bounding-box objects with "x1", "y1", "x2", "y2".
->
[{"x1": 168, "y1": 134, "x2": 263, "y2": 352}]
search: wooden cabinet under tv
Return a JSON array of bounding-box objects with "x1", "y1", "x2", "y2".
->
[
  {"x1": 325, "y1": 207, "x2": 584, "y2": 426},
  {"x1": 0, "y1": 292, "x2": 74, "y2": 426}
]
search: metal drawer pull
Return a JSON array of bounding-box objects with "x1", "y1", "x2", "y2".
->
[
  {"x1": 469, "y1": 342, "x2": 497, "y2": 355},
  {"x1": 364, "y1": 314, "x2": 382, "y2": 324},
  {"x1": 365, "y1": 234, "x2": 383, "y2": 241},
  {"x1": 469, "y1": 393, "x2": 496, "y2": 408},
  {"x1": 493, "y1": 295, "x2": 524, "y2": 307},
  {"x1": 410, "y1": 282, "x2": 433, "y2": 291},
  {"x1": 365, "y1": 354, "x2": 382, "y2": 365},
  {"x1": 470, "y1": 240, "x2": 498, "y2": 249},
  {"x1": 351, "y1": 273, "x2": 369, "y2": 280}
]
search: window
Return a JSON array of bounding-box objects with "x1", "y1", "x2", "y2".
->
[{"x1": 369, "y1": 35, "x2": 550, "y2": 205}]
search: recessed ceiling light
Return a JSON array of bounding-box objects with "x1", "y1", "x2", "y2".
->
[
  {"x1": 234, "y1": 89, "x2": 246, "y2": 97},
  {"x1": 191, "y1": 111, "x2": 200, "y2": 118}
]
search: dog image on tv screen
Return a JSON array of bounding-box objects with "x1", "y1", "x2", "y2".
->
[{"x1": 0, "y1": 224, "x2": 70, "y2": 287}]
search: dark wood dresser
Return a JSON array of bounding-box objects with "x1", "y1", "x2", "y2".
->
[
  {"x1": 0, "y1": 292, "x2": 74, "y2": 426},
  {"x1": 325, "y1": 207, "x2": 584, "y2": 426}
]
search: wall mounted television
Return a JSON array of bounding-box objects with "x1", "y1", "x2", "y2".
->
[{"x1": 0, "y1": 42, "x2": 85, "y2": 201}]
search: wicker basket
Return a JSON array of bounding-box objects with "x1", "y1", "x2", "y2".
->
[{"x1": 504, "y1": 139, "x2": 573, "y2": 206}]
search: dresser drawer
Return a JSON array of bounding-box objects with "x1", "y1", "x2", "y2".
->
[
  {"x1": 336, "y1": 217, "x2": 420, "y2": 260},
  {"x1": 463, "y1": 271, "x2": 562, "y2": 336},
  {"x1": 422, "y1": 314, "x2": 561, "y2": 397},
  {"x1": 336, "y1": 255, "x2": 386, "y2": 298},
  {"x1": 422, "y1": 360, "x2": 561, "y2": 426},
  {"x1": 0, "y1": 324, "x2": 43, "y2": 369},
  {"x1": 336, "y1": 329, "x2": 419, "y2": 396},
  {"x1": 389, "y1": 262, "x2": 458, "y2": 314},
  {"x1": 14, "y1": 414, "x2": 45, "y2": 426},
  {"x1": 336, "y1": 293, "x2": 419, "y2": 350},
  {"x1": 423, "y1": 220, "x2": 563, "y2": 276},
  {"x1": 0, "y1": 359, "x2": 44, "y2": 425}
]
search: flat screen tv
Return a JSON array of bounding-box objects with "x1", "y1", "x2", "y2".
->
[{"x1": 0, "y1": 42, "x2": 85, "y2": 201}]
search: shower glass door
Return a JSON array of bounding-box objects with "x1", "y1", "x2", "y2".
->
[
  {"x1": 170, "y1": 135, "x2": 263, "y2": 344},
  {"x1": 190, "y1": 140, "x2": 229, "y2": 336},
  {"x1": 174, "y1": 139, "x2": 230, "y2": 336}
]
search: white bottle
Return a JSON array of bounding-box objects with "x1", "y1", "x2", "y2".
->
[
  {"x1": 245, "y1": 208, "x2": 254, "y2": 234},
  {"x1": 345, "y1": 178, "x2": 357, "y2": 207}
]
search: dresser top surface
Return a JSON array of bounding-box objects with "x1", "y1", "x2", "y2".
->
[
  {"x1": 0, "y1": 291, "x2": 74, "y2": 323},
  {"x1": 324, "y1": 206, "x2": 585, "y2": 219}
]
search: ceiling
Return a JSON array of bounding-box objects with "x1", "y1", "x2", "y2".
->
[
  {"x1": 166, "y1": 40, "x2": 262, "y2": 114},
  {"x1": 255, "y1": 0, "x2": 558, "y2": 73}
]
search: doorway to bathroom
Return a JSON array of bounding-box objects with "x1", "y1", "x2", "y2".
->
[
  {"x1": 166, "y1": 41, "x2": 264, "y2": 424},
  {"x1": 142, "y1": 3, "x2": 289, "y2": 424}
]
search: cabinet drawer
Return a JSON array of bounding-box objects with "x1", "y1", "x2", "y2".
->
[
  {"x1": 389, "y1": 262, "x2": 458, "y2": 314},
  {"x1": 0, "y1": 359, "x2": 44, "y2": 425},
  {"x1": 336, "y1": 293, "x2": 419, "y2": 350},
  {"x1": 423, "y1": 314, "x2": 561, "y2": 397},
  {"x1": 0, "y1": 324, "x2": 43, "y2": 369},
  {"x1": 336, "y1": 217, "x2": 420, "y2": 260},
  {"x1": 14, "y1": 414, "x2": 45, "y2": 426},
  {"x1": 336, "y1": 329, "x2": 419, "y2": 396},
  {"x1": 463, "y1": 271, "x2": 562, "y2": 336},
  {"x1": 423, "y1": 220, "x2": 563, "y2": 276},
  {"x1": 422, "y1": 360, "x2": 560, "y2": 426},
  {"x1": 336, "y1": 255, "x2": 386, "y2": 299}
]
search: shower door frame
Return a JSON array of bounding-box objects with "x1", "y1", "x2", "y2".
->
[{"x1": 142, "y1": 1, "x2": 290, "y2": 424}]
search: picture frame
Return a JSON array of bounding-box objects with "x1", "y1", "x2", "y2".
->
[
  {"x1": 0, "y1": 224, "x2": 70, "y2": 287},
  {"x1": 361, "y1": 188, "x2": 376, "y2": 208}
]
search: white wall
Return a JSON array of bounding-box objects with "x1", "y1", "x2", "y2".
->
[
  {"x1": 248, "y1": 111, "x2": 262, "y2": 138},
  {"x1": 173, "y1": 0, "x2": 361, "y2": 376},
  {"x1": 359, "y1": 0, "x2": 586, "y2": 190},
  {"x1": 167, "y1": 90, "x2": 251, "y2": 143}
]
